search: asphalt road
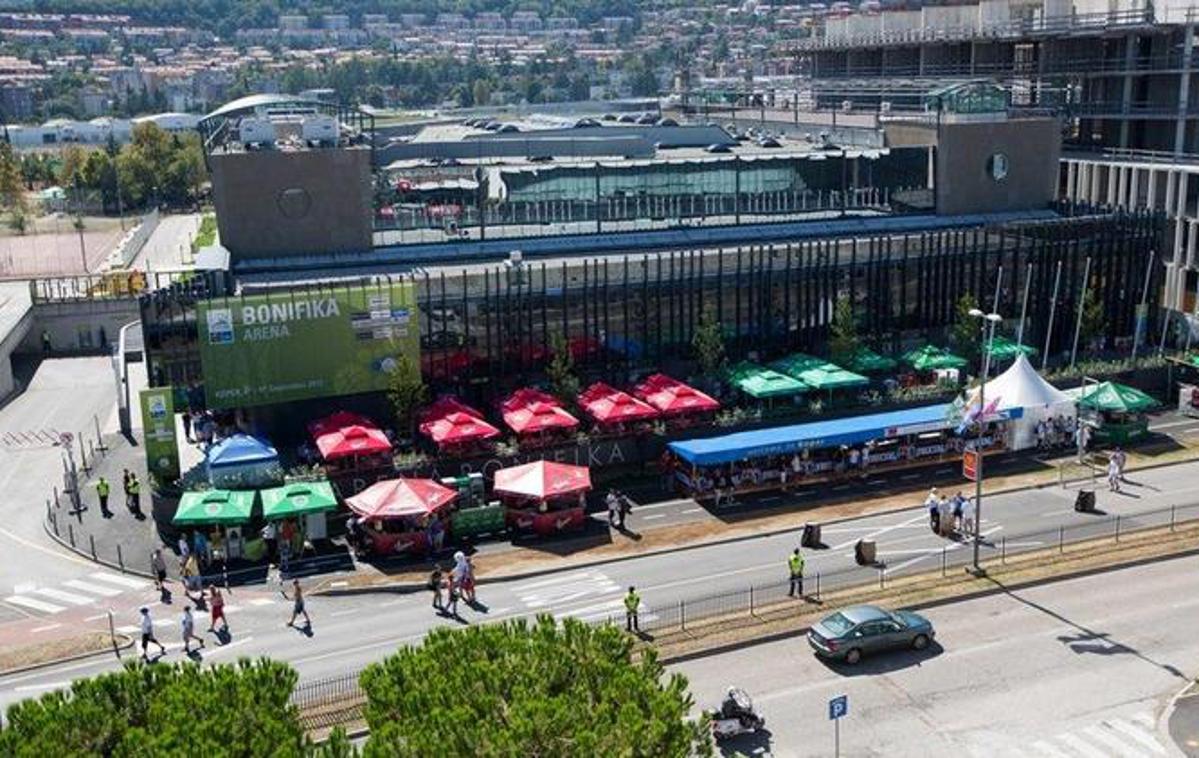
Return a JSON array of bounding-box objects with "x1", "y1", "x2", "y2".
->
[
  {"x1": 674, "y1": 555, "x2": 1199, "y2": 757},
  {"x1": 129, "y1": 212, "x2": 201, "y2": 272}
]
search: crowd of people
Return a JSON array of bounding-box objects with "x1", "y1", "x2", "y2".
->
[
  {"x1": 429, "y1": 550, "x2": 477, "y2": 618},
  {"x1": 924, "y1": 487, "x2": 977, "y2": 536},
  {"x1": 1034, "y1": 415, "x2": 1079, "y2": 452}
]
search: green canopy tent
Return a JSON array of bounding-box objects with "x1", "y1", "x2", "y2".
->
[
  {"x1": 902, "y1": 345, "x2": 969, "y2": 371},
  {"x1": 987, "y1": 336, "x2": 1037, "y2": 362},
  {"x1": 173, "y1": 489, "x2": 256, "y2": 526},
  {"x1": 726, "y1": 361, "x2": 809, "y2": 399},
  {"x1": 771, "y1": 353, "x2": 869, "y2": 390},
  {"x1": 1077, "y1": 381, "x2": 1159, "y2": 414},
  {"x1": 846, "y1": 347, "x2": 898, "y2": 374},
  {"x1": 260, "y1": 480, "x2": 339, "y2": 521}
]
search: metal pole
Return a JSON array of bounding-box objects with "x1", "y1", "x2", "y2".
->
[
  {"x1": 1171, "y1": 504, "x2": 1176, "y2": 531},
  {"x1": 991, "y1": 265, "x2": 1003, "y2": 314},
  {"x1": 1115, "y1": 514, "x2": 1121, "y2": 543},
  {"x1": 1130, "y1": 249, "x2": 1155, "y2": 361},
  {"x1": 835, "y1": 718, "x2": 840, "y2": 758},
  {"x1": 973, "y1": 317, "x2": 996, "y2": 572},
  {"x1": 1070, "y1": 257, "x2": 1092, "y2": 368},
  {"x1": 1016, "y1": 263, "x2": 1033, "y2": 346},
  {"x1": 1058, "y1": 525, "x2": 1064, "y2": 553},
  {"x1": 1042, "y1": 260, "x2": 1063, "y2": 370}
]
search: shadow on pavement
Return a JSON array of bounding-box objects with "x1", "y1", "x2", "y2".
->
[
  {"x1": 717, "y1": 726, "x2": 774, "y2": 757},
  {"x1": 817, "y1": 641, "x2": 945, "y2": 677}
]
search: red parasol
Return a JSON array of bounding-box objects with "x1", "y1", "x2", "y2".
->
[
  {"x1": 419, "y1": 396, "x2": 485, "y2": 424},
  {"x1": 346, "y1": 477, "x2": 458, "y2": 519},
  {"x1": 499, "y1": 387, "x2": 561, "y2": 413},
  {"x1": 578, "y1": 382, "x2": 659, "y2": 424},
  {"x1": 308, "y1": 410, "x2": 376, "y2": 439},
  {"x1": 493, "y1": 460, "x2": 591, "y2": 500},
  {"x1": 314, "y1": 424, "x2": 392, "y2": 460},
  {"x1": 503, "y1": 401, "x2": 580, "y2": 435},
  {"x1": 419, "y1": 411, "x2": 501, "y2": 446},
  {"x1": 633, "y1": 373, "x2": 720, "y2": 416}
]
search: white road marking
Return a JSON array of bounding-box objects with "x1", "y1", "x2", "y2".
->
[
  {"x1": 30, "y1": 623, "x2": 62, "y2": 633},
  {"x1": 91, "y1": 572, "x2": 148, "y2": 590},
  {"x1": 83, "y1": 614, "x2": 108, "y2": 621},
  {"x1": 63, "y1": 579, "x2": 122, "y2": 597},
  {"x1": 512, "y1": 570, "x2": 600, "y2": 592},
  {"x1": 680, "y1": 508, "x2": 703, "y2": 514},
  {"x1": 4, "y1": 595, "x2": 64, "y2": 614},
  {"x1": 249, "y1": 598, "x2": 274, "y2": 606},
  {"x1": 1028, "y1": 740, "x2": 1073, "y2": 758},
  {"x1": 642, "y1": 514, "x2": 666, "y2": 520},
  {"x1": 885, "y1": 527, "x2": 1002, "y2": 573},
  {"x1": 1104, "y1": 718, "x2": 1166, "y2": 755},
  {"x1": 204, "y1": 635, "x2": 254, "y2": 657},
  {"x1": 1056, "y1": 732, "x2": 1112, "y2": 758},
  {"x1": 33, "y1": 587, "x2": 94, "y2": 605},
  {"x1": 14, "y1": 680, "x2": 70, "y2": 693},
  {"x1": 832, "y1": 513, "x2": 929, "y2": 551},
  {"x1": 1148, "y1": 419, "x2": 1194, "y2": 430},
  {"x1": 1082, "y1": 724, "x2": 1150, "y2": 757}
]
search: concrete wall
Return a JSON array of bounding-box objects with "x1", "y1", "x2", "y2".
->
[
  {"x1": 935, "y1": 117, "x2": 1061, "y2": 215},
  {"x1": 210, "y1": 147, "x2": 373, "y2": 260},
  {"x1": 19, "y1": 299, "x2": 140, "y2": 355}
]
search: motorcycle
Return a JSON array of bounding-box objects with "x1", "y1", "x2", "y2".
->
[{"x1": 708, "y1": 687, "x2": 766, "y2": 741}]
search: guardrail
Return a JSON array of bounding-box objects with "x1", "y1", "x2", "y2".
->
[{"x1": 286, "y1": 500, "x2": 1199, "y2": 730}]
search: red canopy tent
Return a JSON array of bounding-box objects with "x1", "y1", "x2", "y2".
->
[
  {"x1": 314, "y1": 424, "x2": 392, "y2": 460},
  {"x1": 308, "y1": 410, "x2": 376, "y2": 438},
  {"x1": 419, "y1": 411, "x2": 501, "y2": 447},
  {"x1": 578, "y1": 382, "x2": 659, "y2": 425},
  {"x1": 633, "y1": 373, "x2": 721, "y2": 416},
  {"x1": 346, "y1": 477, "x2": 458, "y2": 520},
  {"x1": 493, "y1": 460, "x2": 591, "y2": 500},
  {"x1": 499, "y1": 387, "x2": 561, "y2": 413},
  {"x1": 503, "y1": 401, "x2": 580, "y2": 436},
  {"x1": 419, "y1": 396, "x2": 485, "y2": 424}
]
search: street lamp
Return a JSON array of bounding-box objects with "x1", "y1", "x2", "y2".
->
[{"x1": 968, "y1": 307, "x2": 1002, "y2": 573}]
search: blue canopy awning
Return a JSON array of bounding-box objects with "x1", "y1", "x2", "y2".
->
[
  {"x1": 668, "y1": 403, "x2": 1022, "y2": 466},
  {"x1": 206, "y1": 434, "x2": 279, "y2": 468}
]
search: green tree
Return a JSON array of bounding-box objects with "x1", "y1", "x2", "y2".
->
[
  {"x1": 0, "y1": 659, "x2": 311, "y2": 756},
  {"x1": 692, "y1": 307, "x2": 727, "y2": 378},
  {"x1": 57, "y1": 144, "x2": 88, "y2": 188},
  {"x1": 828, "y1": 293, "x2": 860, "y2": 365},
  {"x1": 949, "y1": 292, "x2": 982, "y2": 366},
  {"x1": 1078, "y1": 286, "x2": 1106, "y2": 353},
  {"x1": 0, "y1": 142, "x2": 26, "y2": 210},
  {"x1": 359, "y1": 617, "x2": 711, "y2": 757},
  {"x1": 547, "y1": 332, "x2": 581, "y2": 403},
  {"x1": 385, "y1": 353, "x2": 427, "y2": 438},
  {"x1": 472, "y1": 78, "x2": 492, "y2": 107}
]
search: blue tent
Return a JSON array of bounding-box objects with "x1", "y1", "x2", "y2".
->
[{"x1": 206, "y1": 434, "x2": 282, "y2": 488}]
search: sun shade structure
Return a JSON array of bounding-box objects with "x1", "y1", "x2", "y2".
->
[
  {"x1": 726, "y1": 361, "x2": 809, "y2": 398},
  {"x1": 1076, "y1": 381, "x2": 1160, "y2": 413},
  {"x1": 499, "y1": 387, "x2": 561, "y2": 413},
  {"x1": 986, "y1": 336, "x2": 1038, "y2": 361},
  {"x1": 173, "y1": 489, "x2": 256, "y2": 526},
  {"x1": 902, "y1": 345, "x2": 969, "y2": 371},
  {"x1": 313, "y1": 424, "x2": 391, "y2": 460},
  {"x1": 503, "y1": 401, "x2": 580, "y2": 435},
  {"x1": 419, "y1": 411, "x2": 501, "y2": 446},
  {"x1": 966, "y1": 354, "x2": 1072, "y2": 411},
  {"x1": 846, "y1": 347, "x2": 898, "y2": 373},
  {"x1": 771, "y1": 353, "x2": 868, "y2": 390},
  {"x1": 493, "y1": 460, "x2": 592, "y2": 500},
  {"x1": 205, "y1": 434, "x2": 282, "y2": 488},
  {"x1": 346, "y1": 478, "x2": 458, "y2": 519},
  {"x1": 633, "y1": 373, "x2": 720, "y2": 416},
  {"x1": 418, "y1": 396, "x2": 485, "y2": 424},
  {"x1": 307, "y1": 410, "x2": 375, "y2": 438},
  {"x1": 260, "y1": 480, "x2": 339, "y2": 521},
  {"x1": 578, "y1": 382, "x2": 659, "y2": 424}
]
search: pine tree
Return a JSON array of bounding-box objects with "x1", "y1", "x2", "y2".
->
[
  {"x1": 692, "y1": 307, "x2": 727, "y2": 378},
  {"x1": 828, "y1": 294, "x2": 860, "y2": 365},
  {"x1": 950, "y1": 293, "x2": 982, "y2": 366},
  {"x1": 385, "y1": 353, "x2": 427, "y2": 439},
  {"x1": 547, "y1": 332, "x2": 580, "y2": 404}
]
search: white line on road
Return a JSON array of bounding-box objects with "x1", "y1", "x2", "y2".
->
[
  {"x1": 642, "y1": 514, "x2": 666, "y2": 520},
  {"x1": 83, "y1": 614, "x2": 108, "y2": 621},
  {"x1": 63, "y1": 579, "x2": 122, "y2": 597},
  {"x1": 1029, "y1": 740, "x2": 1073, "y2": 758},
  {"x1": 512, "y1": 570, "x2": 599, "y2": 592},
  {"x1": 1082, "y1": 725, "x2": 1149, "y2": 757},
  {"x1": 14, "y1": 680, "x2": 70, "y2": 693},
  {"x1": 90, "y1": 572, "x2": 148, "y2": 590},
  {"x1": 33, "y1": 587, "x2": 93, "y2": 605},
  {"x1": 248, "y1": 598, "x2": 274, "y2": 606},
  {"x1": 899, "y1": 473, "x2": 921, "y2": 480},
  {"x1": 204, "y1": 636, "x2": 254, "y2": 658},
  {"x1": 3, "y1": 595, "x2": 63, "y2": 614},
  {"x1": 30, "y1": 623, "x2": 61, "y2": 633},
  {"x1": 832, "y1": 513, "x2": 929, "y2": 551},
  {"x1": 680, "y1": 508, "x2": 703, "y2": 514},
  {"x1": 885, "y1": 527, "x2": 1002, "y2": 573},
  {"x1": 1148, "y1": 419, "x2": 1195, "y2": 430},
  {"x1": 1106, "y1": 718, "x2": 1166, "y2": 754}
]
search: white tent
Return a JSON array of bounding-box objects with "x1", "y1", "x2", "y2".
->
[{"x1": 966, "y1": 354, "x2": 1075, "y2": 450}]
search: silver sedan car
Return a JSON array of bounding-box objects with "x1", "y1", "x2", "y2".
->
[{"x1": 807, "y1": 604, "x2": 935, "y2": 665}]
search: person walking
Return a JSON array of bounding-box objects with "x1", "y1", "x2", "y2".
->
[
  {"x1": 127, "y1": 473, "x2": 141, "y2": 514},
  {"x1": 606, "y1": 490, "x2": 619, "y2": 527},
  {"x1": 284, "y1": 579, "x2": 310, "y2": 628},
  {"x1": 1113, "y1": 446, "x2": 1127, "y2": 482},
  {"x1": 138, "y1": 607, "x2": 166, "y2": 661},
  {"x1": 624, "y1": 586, "x2": 641, "y2": 633},
  {"x1": 788, "y1": 548, "x2": 805, "y2": 598},
  {"x1": 180, "y1": 606, "x2": 204, "y2": 653},
  {"x1": 429, "y1": 565, "x2": 445, "y2": 613},
  {"x1": 1107, "y1": 455, "x2": 1121, "y2": 492},
  {"x1": 41, "y1": 330, "x2": 51, "y2": 355},
  {"x1": 207, "y1": 586, "x2": 227, "y2": 634},
  {"x1": 618, "y1": 491, "x2": 632, "y2": 530},
  {"x1": 962, "y1": 495, "x2": 976, "y2": 535},
  {"x1": 122, "y1": 469, "x2": 133, "y2": 510},
  {"x1": 150, "y1": 549, "x2": 168, "y2": 592},
  {"x1": 444, "y1": 573, "x2": 459, "y2": 618},
  {"x1": 952, "y1": 492, "x2": 965, "y2": 532},
  {"x1": 261, "y1": 521, "x2": 277, "y2": 563},
  {"x1": 95, "y1": 476, "x2": 112, "y2": 518}
]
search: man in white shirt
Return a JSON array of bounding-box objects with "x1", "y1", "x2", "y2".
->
[
  {"x1": 181, "y1": 606, "x2": 204, "y2": 654},
  {"x1": 139, "y1": 607, "x2": 166, "y2": 661}
]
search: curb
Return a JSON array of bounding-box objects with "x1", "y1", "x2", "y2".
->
[
  {"x1": 41, "y1": 515, "x2": 156, "y2": 580},
  {"x1": 1160, "y1": 676, "x2": 1199, "y2": 758},
  {"x1": 313, "y1": 451, "x2": 1199, "y2": 597},
  {"x1": 0, "y1": 634, "x2": 134, "y2": 679}
]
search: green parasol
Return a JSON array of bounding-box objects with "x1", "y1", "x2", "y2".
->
[
  {"x1": 987, "y1": 336, "x2": 1037, "y2": 361},
  {"x1": 846, "y1": 347, "x2": 898, "y2": 374},
  {"x1": 770, "y1": 353, "x2": 868, "y2": 389},
  {"x1": 726, "y1": 361, "x2": 809, "y2": 398},
  {"x1": 1077, "y1": 381, "x2": 1160, "y2": 414},
  {"x1": 173, "y1": 489, "x2": 256, "y2": 526},
  {"x1": 260, "y1": 480, "x2": 339, "y2": 521},
  {"x1": 902, "y1": 344, "x2": 969, "y2": 371}
]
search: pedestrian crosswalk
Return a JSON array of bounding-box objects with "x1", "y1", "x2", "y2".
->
[
  {"x1": 3, "y1": 571, "x2": 149, "y2": 615},
  {"x1": 511, "y1": 570, "x2": 658, "y2": 626},
  {"x1": 1026, "y1": 712, "x2": 1167, "y2": 758}
]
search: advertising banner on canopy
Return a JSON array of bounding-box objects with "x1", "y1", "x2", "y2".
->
[
  {"x1": 197, "y1": 282, "x2": 421, "y2": 409},
  {"x1": 139, "y1": 386, "x2": 180, "y2": 481}
]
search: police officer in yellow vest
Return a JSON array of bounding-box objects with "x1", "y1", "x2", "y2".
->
[
  {"x1": 624, "y1": 586, "x2": 641, "y2": 632},
  {"x1": 127, "y1": 474, "x2": 142, "y2": 515},
  {"x1": 788, "y1": 548, "x2": 805, "y2": 598},
  {"x1": 95, "y1": 476, "x2": 111, "y2": 518}
]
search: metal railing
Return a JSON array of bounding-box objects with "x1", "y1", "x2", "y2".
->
[{"x1": 286, "y1": 500, "x2": 1199, "y2": 725}]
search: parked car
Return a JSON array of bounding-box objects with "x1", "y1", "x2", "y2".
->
[{"x1": 807, "y1": 605, "x2": 934, "y2": 665}]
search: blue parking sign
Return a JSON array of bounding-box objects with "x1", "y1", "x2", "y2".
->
[{"x1": 829, "y1": 695, "x2": 848, "y2": 720}]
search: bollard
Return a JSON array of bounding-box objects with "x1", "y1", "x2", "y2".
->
[
  {"x1": 117, "y1": 544, "x2": 124, "y2": 571},
  {"x1": 1001, "y1": 536, "x2": 1007, "y2": 564},
  {"x1": 1170, "y1": 505, "x2": 1177, "y2": 532},
  {"x1": 815, "y1": 572, "x2": 821, "y2": 602},
  {"x1": 1059, "y1": 526, "x2": 1064, "y2": 553},
  {"x1": 53, "y1": 486, "x2": 60, "y2": 508},
  {"x1": 90, "y1": 534, "x2": 96, "y2": 559},
  {"x1": 749, "y1": 585, "x2": 754, "y2": 616},
  {"x1": 1114, "y1": 515, "x2": 1121, "y2": 543},
  {"x1": 941, "y1": 547, "x2": 947, "y2": 576},
  {"x1": 46, "y1": 499, "x2": 51, "y2": 522},
  {"x1": 679, "y1": 600, "x2": 686, "y2": 632},
  {"x1": 879, "y1": 567, "x2": 885, "y2": 589},
  {"x1": 68, "y1": 524, "x2": 75, "y2": 547},
  {"x1": 108, "y1": 610, "x2": 119, "y2": 659}
]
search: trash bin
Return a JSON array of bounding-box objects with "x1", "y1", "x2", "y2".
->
[
  {"x1": 1074, "y1": 489, "x2": 1096, "y2": 513},
  {"x1": 854, "y1": 539, "x2": 876, "y2": 565},
  {"x1": 801, "y1": 522, "x2": 822, "y2": 548}
]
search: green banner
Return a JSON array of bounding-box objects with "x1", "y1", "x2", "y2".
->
[
  {"x1": 139, "y1": 386, "x2": 180, "y2": 481},
  {"x1": 197, "y1": 282, "x2": 421, "y2": 409}
]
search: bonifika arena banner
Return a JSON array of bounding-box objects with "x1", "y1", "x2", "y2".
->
[{"x1": 197, "y1": 282, "x2": 421, "y2": 409}]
